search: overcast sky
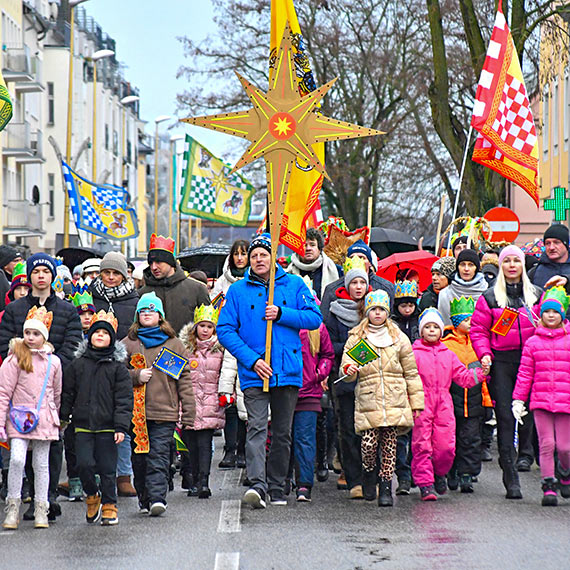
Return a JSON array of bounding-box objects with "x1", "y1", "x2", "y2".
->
[{"x1": 87, "y1": 0, "x2": 232, "y2": 158}]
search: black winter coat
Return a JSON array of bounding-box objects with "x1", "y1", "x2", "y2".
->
[
  {"x1": 91, "y1": 281, "x2": 139, "y2": 340},
  {"x1": 391, "y1": 305, "x2": 420, "y2": 343},
  {"x1": 0, "y1": 291, "x2": 82, "y2": 365},
  {"x1": 60, "y1": 341, "x2": 133, "y2": 434},
  {"x1": 323, "y1": 311, "x2": 354, "y2": 396},
  {"x1": 0, "y1": 271, "x2": 9, "y2": 312}
]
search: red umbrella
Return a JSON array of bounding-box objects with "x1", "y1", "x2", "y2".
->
[{"x1": 376, "y1": 250, "x2": 439, "y2": 291}]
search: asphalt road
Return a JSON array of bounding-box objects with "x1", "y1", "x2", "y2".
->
[{"x1": 2, "y1": 440, "x2": 569, "y2": 570}]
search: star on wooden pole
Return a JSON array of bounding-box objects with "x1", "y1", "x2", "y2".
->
[{"x1": 182, "y1": 22, "x2": 384, "y2": 390}]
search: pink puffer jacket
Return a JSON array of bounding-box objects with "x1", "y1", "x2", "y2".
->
[
  {"x1": 471, "y1": 288, "x2": 541, "y2": 359},
  {"x1": 513, "y1": 323, "x2": 570, "y2": 413},
  {"x1": 0, "y1": 340, "x2": 62, "y2": 441},
  {"x1": 184, "y1": 333, "x2": 225, "y2": 431}
]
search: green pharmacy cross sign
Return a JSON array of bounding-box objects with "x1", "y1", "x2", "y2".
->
[{"x1": 544, "y1": 187, "x2": 570, "y2": 221}]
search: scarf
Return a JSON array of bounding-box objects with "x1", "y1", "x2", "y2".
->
[
  {"x1": 137, "y1": 326, "x2": 170, "y2": 348},
  {"x1": 330, "y1": 297, "x2": 361, "y2": 328},
  {"x1": 84, "y1": 343, "x2": 116, "y2": 361},
  {"x1": 289, "y1": 253, "x2": 339, "y2": 296},
  {"x1": 366, "y1": 323, "x2": 393, "y2": 348},
  {"x1": 230, "y1": 266, "x2": 246, "y2": 278},
  {"x1": 93, "y1": 277, "x2": 135, "y2": 313}
]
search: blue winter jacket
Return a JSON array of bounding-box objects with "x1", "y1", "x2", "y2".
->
[{"x1": 217, "y1": 266, "x2": 322, "y2": 390}]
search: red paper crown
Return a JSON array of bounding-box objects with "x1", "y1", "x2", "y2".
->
[{"x1": 149, "y1": 233, "x2": 175, "y2": 254}]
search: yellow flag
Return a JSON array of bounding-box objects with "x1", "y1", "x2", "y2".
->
[{"x1": 270, "y1": 0, "x2": 324, "y2": 255}]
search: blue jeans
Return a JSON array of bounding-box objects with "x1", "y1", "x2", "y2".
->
[
  {"x1": 116, "y1": 434, "x2": 133, "y2": 477},
  {"x1": 293, "y1": 411, "x2": 317, "y2": 487},
  {"x1": 395, "y1": 432, "x2": 412, "y2": 482}
]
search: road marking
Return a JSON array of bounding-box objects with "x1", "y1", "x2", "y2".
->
[
  {"x1": 222, "y1": 468, "x2": 243, "y2": 489},
  {"x1": 214, "y1": 552, "x2": 240, "y2": 570},
  {"x1": 217, "y1": 499, "x2": 241, "y2": 533}
]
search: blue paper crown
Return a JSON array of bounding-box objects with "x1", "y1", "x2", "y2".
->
[{"x1": 395, "y1": 280, "x2": 418, "y2": 299}]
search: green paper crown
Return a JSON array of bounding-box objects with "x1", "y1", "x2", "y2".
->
[
  {"x1": 11, "y1": 261, "x2": 26, "y2": 283},
  {"x1": 71, "y1": 290, "x2": 94, "y2": 308},
  {"x1": 450, "y1": 296, "x2": 475, "y2": 318},
  {"x1": 343, "y1": 256, "x2": 367, "y2": 275},
  {"x1": 542, "y1": 286, "x2": 570, "y2": 313}
]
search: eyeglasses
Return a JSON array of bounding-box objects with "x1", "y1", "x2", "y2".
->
[{"x1": 139, "y1": 309, "x2": 158, "y2": 315}]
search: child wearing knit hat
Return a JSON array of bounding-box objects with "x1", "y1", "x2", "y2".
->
[
  {"x1": 411, "y1": 308, "x2": 488, "y2": 501},
  {"x1": 513, "y1": 286, "x2": 570, "y2": 507},
  {"x1": 340, "y1": 289, "x2": 424, "y2": 507}
]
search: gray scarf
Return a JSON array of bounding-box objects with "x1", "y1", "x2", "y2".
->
[
  {"x1": 92, "y1": 277, "x2": 135, "y2": 314},
  {"x1": 330, "y1": 298, "x2": 361, "y2": 328}
]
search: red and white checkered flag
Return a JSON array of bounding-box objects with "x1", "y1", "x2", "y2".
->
[{"x1": 471, "y1": 4, "x2": 539, "y2": 206}]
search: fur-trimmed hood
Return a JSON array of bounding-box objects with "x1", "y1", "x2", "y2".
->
[
  {"x1": 74, "y1": 338, "x2": 128, "y2": 362},
  {"x1": 179, "y1": 322, "x2": 223, "y2": 353},
  {"x1": 8, "y1": 337, "x2": 55, "y2": 355}
]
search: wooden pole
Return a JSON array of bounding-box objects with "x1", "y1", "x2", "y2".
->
[
  {"x1": 64, "y1": 6, "x2": 76, "y2": 248},
  {"x1": 367, "y1": 194, "x2": 373, "y2": 230},
  {"x1": 188, "y1": 218, "x2": 192, "y2": 248},
  {"x1": 435, "y1": 194, "x2": 446, "y2": 256}
]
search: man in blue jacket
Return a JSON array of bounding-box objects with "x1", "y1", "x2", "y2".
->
[{"x1": 217, "y1": 233, "x2": 322, "y2": 509}]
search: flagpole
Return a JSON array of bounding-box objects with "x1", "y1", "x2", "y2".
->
[{"x1": 446, "y1": 125, "x2": 473, "y2": 252}]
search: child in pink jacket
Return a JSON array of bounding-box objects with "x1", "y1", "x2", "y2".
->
[
  {"x1": 0, "y1": 307, "x2": 62, "y2": 530},
  {"x1": 411, "y1": 308, "x2": 488, "y2": 501},
  {"x1": 179, "y1": 304, "x2": 225, "y2": 499},
  {"x1": 513, "y1": 287, "x2": 570, "y2": 507}
]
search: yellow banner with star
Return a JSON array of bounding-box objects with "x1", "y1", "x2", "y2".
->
[{"x1": 179, "y1": 135, "x2": 255, "y2": 226}]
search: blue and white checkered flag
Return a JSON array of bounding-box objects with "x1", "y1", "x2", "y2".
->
[{"x1": 62, "y1": 161, "x2": 138, "y2": 241}]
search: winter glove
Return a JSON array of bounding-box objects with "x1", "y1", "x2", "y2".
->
[
  {"x1": 0, "y1": 426, "x2": 6, "y2": 441},
  {"x1": 511, "y1": 400, "x2": 528, "y2": 425},
  {"x1": 219, "y1": 393, "x2": 236, "y2": 408}
]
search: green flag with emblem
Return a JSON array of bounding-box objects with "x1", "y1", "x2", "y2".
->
[
  {"x1": 346, "y1": 339, "x2": 380, "y2": 367},
  {"x1": 0, "y1": 72, "x2": 13, "y2": 131},
  {"x1": 179, "y1": 135, "x2": 255, "y2": 226}
]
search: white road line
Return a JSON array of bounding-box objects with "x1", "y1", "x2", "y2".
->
[
  {"x1": 222, "y1": 468, "x2": 243, "y2": 489},
  {"x1": 217, "y1": 499, "x2": 241, "y2": 533},
  {"x1": 214, "y1": 552, "x2": 240, "y2": 570}
]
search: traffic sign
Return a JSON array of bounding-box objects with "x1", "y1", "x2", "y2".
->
[{"x1": 482, "y1": 207, "x2": 520, "y2": 242}]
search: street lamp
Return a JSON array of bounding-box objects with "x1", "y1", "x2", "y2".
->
[
  {"x1": 120, "y1": 95, "x2": 139, "y2": 256},
  {"x1": 153, "y1": 115, "x2": 171, "y2": 235},
  {"x1": 169, "y1": 134, "x2": 184, "y2": 238},
  {"x1": 91, "y1": 49, "x2": 114, "y2": 183},
  {"x1": 64, "y1": 0, "x2": 90, "y2": 248}
]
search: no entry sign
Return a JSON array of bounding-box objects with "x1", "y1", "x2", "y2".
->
[{"x1": 482, "y1": 207, "x2": 520, "y2": 242}]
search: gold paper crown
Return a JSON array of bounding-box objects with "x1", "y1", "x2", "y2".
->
[
  {"x1": 90, "y1": 310, "x2": 119, "y2": 333},
  {"x1": 194, "y1": 304, "x2": 220, "y2": 325},
  {"x1": 149, "y1": 233, "x2": 175, "y2": 254},
  {"x1": 342, "y1": 256, "x2": 367, "y2": 275},
  {"x1": 25, "y1": 306, "x2": 53, "y2": 331}
]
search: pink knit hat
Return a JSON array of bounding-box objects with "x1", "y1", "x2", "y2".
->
[{"x1": 498, "y1": 245, "x2": 525, "y2": 267}]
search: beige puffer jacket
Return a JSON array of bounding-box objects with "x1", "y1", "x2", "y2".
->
[{"x1": 341, "y1": 321, "x2": 424, "y2": 434}]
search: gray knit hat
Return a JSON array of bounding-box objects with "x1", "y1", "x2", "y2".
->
[
  {"x1": 100, "y1": 252, "x2": 128, "y2": 280},
  {"x1": 431, "y1": 256, "x2": 456, "y2": 279}
]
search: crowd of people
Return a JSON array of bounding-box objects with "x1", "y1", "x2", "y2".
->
[{"x1": 0, "y1": 220, "x2": 569, "y2": 530}]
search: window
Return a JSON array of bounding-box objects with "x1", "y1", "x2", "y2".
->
[
  {"x1": 113, "y1": 130, "x2": 118, "y2": 156},
  {"x1": 553, "y1": 79, "x2": 559, "y2": 156},
  {"x1": 105, "y1": 124, "x2": 109, "y2": 150},
  {"x1": 47, "y1": 82, "x2": 55, "y2": 125},
  {"x1": 48, "y1": 173, "x2": 55, "y2": 218},
  {"x1": 542, "y1": 84, "x2": 550, "y2": 160},
  {"x1": 126, "y1": 139, "x2": 132, "y2": 164}
]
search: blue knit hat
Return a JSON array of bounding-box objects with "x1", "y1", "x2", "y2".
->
[
  {"x1": 136, "y1": 292, "x2": 165, "y2": 320},
  {"x1": 248, "y1": 233, "x2": 272, "y2": 257},
  {"x1": 347, "y1": 239, "x2": 373, "y2": 266},
  {"x1": 26, "y1": 253, "x2": 56, "y2": 282}
]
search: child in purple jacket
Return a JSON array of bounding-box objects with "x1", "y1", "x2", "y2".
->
[{"x1": 290, "y1": 323, "x2": 334, "y2": 502}]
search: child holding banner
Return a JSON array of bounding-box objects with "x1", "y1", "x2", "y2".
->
[
  {"x1": 179, "y1": 305, "x2": 225, "y2": 499},
  {"x1": 340, "y1": 290, "x2": 424, "y2": 507},
  {"x1": 123, "y1": 293, "x2": 195, "y2": 517}
]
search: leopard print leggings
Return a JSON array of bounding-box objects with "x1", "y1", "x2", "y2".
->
[{"x1": 361, "y1": 426, "x2": 398, "y2": 480}]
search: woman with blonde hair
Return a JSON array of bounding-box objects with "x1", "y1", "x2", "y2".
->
[{"x1": 471, "y1": 245, "x2": 542, "y2": 499}]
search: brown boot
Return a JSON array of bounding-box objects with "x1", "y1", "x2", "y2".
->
[
  {"x1": 101, "y1": 503, "x2": 118, "y2": 525},
  {"x1": 85, "y1": 494, "x2": 101, "y2": 524},
  {"x1": 116, "y1": 476, "x2": 137, "y2": 497}
]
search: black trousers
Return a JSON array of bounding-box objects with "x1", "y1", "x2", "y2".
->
[
  {"x1": 75, "y1": 432, "x2": 117, "y2": 505},
  {"x1": 335, "y1": 391, "x2": 362, "y2": 488},
  {"x1": 131, "y1": 421, "x2": 175, "y2": 507},
  {"x1": 223, "y1": 406, "x2": 246, "y2": 454},
  {"x1": 489, "y1": 356, "x2": 534, "y2": 468},
  {"x1": 182, "y1": 429, "x2": 214, "y2": 479},
  {"x1": 64, "y1": 421, "x2": 79, "y2": 479},
  {"x1": 452, "y1": 416, "x2": 482, "y2": 476}
]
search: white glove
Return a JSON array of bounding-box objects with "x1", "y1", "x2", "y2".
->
[{"x1": 511, "y1": 400, "x2": 528, "y2": 425}]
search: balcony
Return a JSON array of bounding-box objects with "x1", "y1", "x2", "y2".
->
[
  {"x1": 2, "y1": 46, "x2": 44, "y2": 92},
  {"x1": 3, "y1": 200, "x2": 44, "y2": 237},
  {"x1": 3, "y1": 122, "x2": 45, "y2": 163}
]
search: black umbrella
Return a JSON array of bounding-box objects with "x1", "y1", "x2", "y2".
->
[
  {"x1": 55, "y1": 247, "x2": 102, "y2": 272},
  {"x1": 177, "y1": 244, "x2": 231, "y2": 278},
  {"x1": 369, "y1": 227, "x2": 418, "y2": 260}
]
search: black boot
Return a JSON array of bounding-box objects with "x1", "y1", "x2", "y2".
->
[
  {"x1": 0, "y1": 469, "x2": 7, "y2": 501},
  {"x1": 198, "y1": 473, "x2": 211, "y2": 499},
  {"x1": 459, "y1": 474, "x2": 474, "y2": 493},
  {"x1": 377, "y1": 479, "x2": 393, "y2": 507},
  {"x1": 500, "y1": 456, "x2": 522, "y2": 499},
  {"x1": 187, "y1": 473, "x2": 199, "y2": 497},
  {"x1": 541, "y1": 478, "x2": 558, "y2": 506},
  {"x1": 362, "y1": 469, "x2": 377, "y2": 501},
  {"x1": 315, "y1": 412, "x2": 329, "y2": 482},
  {"x1": 236, "y1": 451, "x2": 246, "y2": 469},
  {"x1": 218, "y1": 448, "x2": 236, "y2": 470}
]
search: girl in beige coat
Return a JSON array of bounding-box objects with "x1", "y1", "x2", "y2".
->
[{"x1": 341, "y1": 290, "x2": 424, "y2": 506}]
